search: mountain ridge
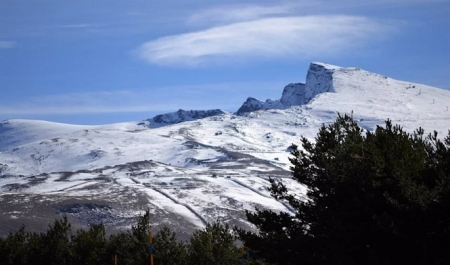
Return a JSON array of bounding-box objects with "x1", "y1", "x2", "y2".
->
[
  {"x1": 237, "y1": 62, "x2": 337, "y2": 114},
  {"x1": 141, "y1": 109, "x2": 227, "y2": 128},
  {"x1": 1, "y1": 62, "x2": 449, "y2": 236},
  {"x1": 237, "y1": 62, "x2": 449, "y2": 115}
]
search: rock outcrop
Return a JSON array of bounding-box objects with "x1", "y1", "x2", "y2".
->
[
  {"x1": 142, "y1": 109, "x2": 226, "y2": 128},
  {"x1": 237, "y1": 62, "x2": 338, "y2": 114}
]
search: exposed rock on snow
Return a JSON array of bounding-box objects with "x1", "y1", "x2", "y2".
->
[
  {"x1": 142, "y1": 109, "x2": 226, "y2": 128},
  {"x1": 237, "y1": 62, "x2": 337, "y2": 114}
]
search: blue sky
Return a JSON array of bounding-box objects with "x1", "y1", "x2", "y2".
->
[{"x1": 1, "y1": 0, "x2": 449, "y2": 125}]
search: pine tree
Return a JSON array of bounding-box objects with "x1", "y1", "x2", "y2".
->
[
  {"x1": 107, "y1": 209, "x2": 151, "y2": 265},
  {"x1": 41, "y1": 216, "x2": 73, "y2": 265},
  {"x1": 71, "y1": 224, "x2": 108, "y2": 265},
  {"x1": 153, "y1": 226, "x2": 187, "y2": 265},
  {"x1": 187, "y1": 222, "x2": 241, "y2": 265},
  {"x1": 238, "y1": 114, "x2": 450, "y2": 265},
  {"x1": 0, "y1": 226, "x2": 29, "y2": 265}
]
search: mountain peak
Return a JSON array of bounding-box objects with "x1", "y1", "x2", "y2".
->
[
  {"x1": 237, "y1": 62, "x2": 412, "y2": 114},
  {"x1": 310, "y1": 61, "x2": 343, "y2": 70},
  {"x1": 237, "y1": 62, "x2": 338, "y2": 114}
]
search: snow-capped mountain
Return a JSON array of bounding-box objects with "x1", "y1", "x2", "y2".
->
[
  {"x1": 238, "y1": 62, "x2": 450, "y2": 121},
  {"x1": 1, "y1": 62, "x2": 449, "y2": 236}
]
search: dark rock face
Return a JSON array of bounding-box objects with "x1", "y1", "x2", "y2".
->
[
  {"x1": 280, "y1": 83, "x2": 307, "y2": 107},
  {"x1": 303, "y1": 62, "x2": 335, "y2": 102},
  {"x1": 236, "y1": 62, "x2": 336, "y2": 115},
  {"x1": 144, "y1": 109, "x2": 226, "y2": 128},
  {"x1": 236, "y1": 97, "x2": 265, "y2": 114},
  {"x1": 236, "y1": 83, "x2": 307, "y2": 115}
]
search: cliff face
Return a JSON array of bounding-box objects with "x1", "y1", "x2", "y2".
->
[
  {"x1": 303, "y1": 62, "x2": 336, "y2": 102},
  {"x1": 280, "y1": 83, "x2": 307, "y2": 107},
  {"x1": 236, "y1": 62, "x2": 337, "y2": 114}
]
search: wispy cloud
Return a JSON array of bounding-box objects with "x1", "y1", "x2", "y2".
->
[
  {"x1": 136, "y1": 15, "x2": 395, "y2": 66},
  {"x1": 0, "y1": 41, "x2": 16, "y2": 49},
  {"x1": 57, "y1": 24, "x2": 93, "y2": 29},
  {"x1": 187, "y1": 4, "x2": 292, "y2": 27}
]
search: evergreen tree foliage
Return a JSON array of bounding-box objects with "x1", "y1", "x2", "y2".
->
[
  {"x1": 0, "y1": 211, "x2": 154, "y2": 265},
  {"x1": 107, "y1": 231, "x2": 134, "y2": 265},
  {"x1": 129, "y1": 209, "x2": 151, "y2": 264},
  {"x1": 107, "y1": 209, "x2": 151, "y2": 265},
  {"x1": 0, "y1": 213, "x2": 248, "y2": 264},
  {"x1": 41, "y1": 216, "x2": 73, "y2": 265},
  {"x1": 238, "y1": 114, "x2": 450, "y2": 265},
  {"x1": 0, "y1": 226, "x2": 29, "y2": 265},
  {"x1": 187, "y1": 222, "x2": 241, "y2": 265},
  {"x1": 71, "y1": 224, "x2": 108, "y2": 265},
  {"x1": 153, "y1": 226, "x2": 187, "y2": 265}
]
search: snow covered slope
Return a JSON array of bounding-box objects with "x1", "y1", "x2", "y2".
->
[
  {"x1": 305, "y1": 62, "x2": 450, "y2": 133},
  {"x1": 238, "y1": 62, "x2": 450, "y2": 132},
  {"x1": 1, "y1": 62, "x2": 449, "y2": 235}
]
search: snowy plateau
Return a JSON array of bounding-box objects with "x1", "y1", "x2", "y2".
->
[{"x1": 1, "y1": 62, "x2": 449, "y2": 237}]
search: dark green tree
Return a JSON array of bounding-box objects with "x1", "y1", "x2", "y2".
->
[
  {"x1": 187, "y1": 222, "x2": 241, "y2": 265},
  {"x1": 107, "y1": 209, "x2": 151, "y2": 265},
  {"x1": 153, "y1": 226, "x2": 187, "y2": 265},
  {"x1": 0, "y1": 226, "x2": 29, "y2": 265},
  {"x1": 0, "y1": 234, "x2": 5, "y2": 263},
  {"x1": 107, "y1": 231, "x2": 133, "y2": 265},
  {"x1": 22, "y1": 231, "x2": 45, "y2": 265},
  {"x1": 0, "y1": 227, "x2": 55, "y2": 265},
  {"x1": 130, "y1": 209, "x2": 151, "y2": 264},
  {"x1": 41, "y1": 215, "x2": 73, "y2": 265},
  {"x1": 71, "y1": 224, "x2": 108, "y2": 265},
  {"x1": 238, "y1": 114, "x2": 450, "y2": 265}
]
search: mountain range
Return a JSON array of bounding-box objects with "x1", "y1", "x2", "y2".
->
[{"x1": 1, "y1": 62, "x2": 449, "y2": 237}]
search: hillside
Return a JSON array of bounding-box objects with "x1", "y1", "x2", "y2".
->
[{"x1": 1, "y1": 62, "x2": 449, "y2": 236}]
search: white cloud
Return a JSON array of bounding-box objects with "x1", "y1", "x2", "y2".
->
[
  {"x1": 0, "y1": 41, "x2": 16, "y2": 48},
  {"x1": 187, "y1": 4, "x2": 292, "y2": 26},
  {"x1": 136, "y1": 15, "x2": 394, "y2": 66}
]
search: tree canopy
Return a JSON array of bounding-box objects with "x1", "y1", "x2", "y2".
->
[
  {"x1": 0, "y1": 212, "x2": 248, "y2": 265},
  {"x1": 238, "y1": 114, "x2": 450, "y2": 265}
]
